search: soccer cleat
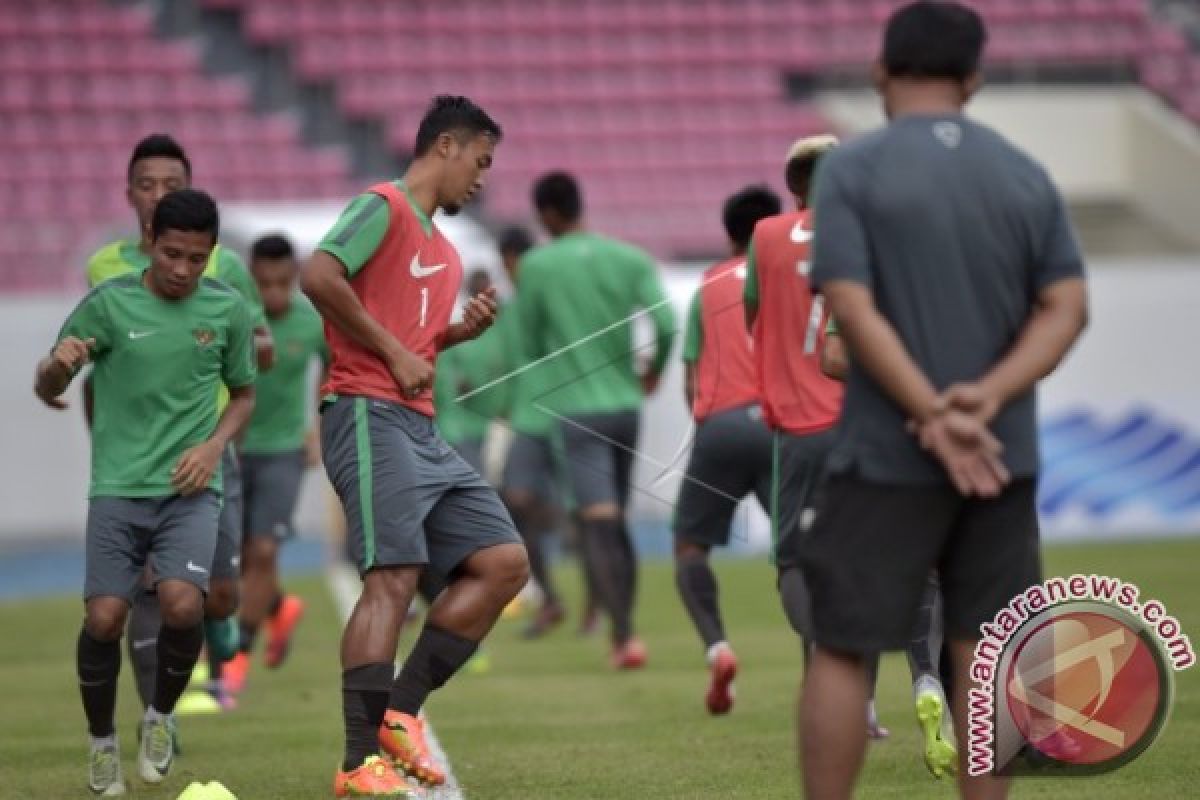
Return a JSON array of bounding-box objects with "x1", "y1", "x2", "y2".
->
[
  {"x1": 204, "y1": 617, "x2": 241, "y2": 663},
  {"x1": 137, "y1": 716, "x2": 175, "y2": 784},
  {"x1": 265, "y1": 595, "x2": 306, "y2": 669},
  {"x1": 611, "y1": 637, "x2": 648, "y2": 670},
  {"x1": 522, "y1": 601, "x2": 566, "y2": 640},
  {"x1": 705, "y1": 644, "x2": 738, "y2": 715},
  {"x1": 379, "y1": 711, "x2": 446, "y2": 787},
  {"x1": 88, "y1": 739, "x2": 126, "y2": 796},
  {"x1": 915, "y1": 683, "x2": 957, "y2": 779},
  {"x1": 224, "y1": 651, "x2": 250, "y2": 695},
  {"x1": 334, "y1": 755, "x2": 417, "y2": 798}
]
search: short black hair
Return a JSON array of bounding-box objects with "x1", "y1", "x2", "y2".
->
[
  {"x1": 251, "y1": 233, "x2": 295, "y2": 263},
  {"x1": 413, "y1": 95, "x2": 503, "y2": 157},
  {"x1": 498, "y1": 225, "x2": 534, "y2": 258},
  {"x1": 532, "y1": 171, "x2": 582, "y2": 222},
  {"x1": 883, "y1": 1, "x2": 987, "y2": 81},
  {"x1": 151, "y1": 188, "x2": 219, "y2": 243},
  {"x1": 723, "y1": 186, "x2": 782, "y2": 249},
  {"x1": 127, "y1": 133, "x2": 191, "y2": 182}
]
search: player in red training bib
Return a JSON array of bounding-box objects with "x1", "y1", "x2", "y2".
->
[
  {"x1": 302, "y1": 96, "x2": 528, "y2": 799},
  {"x1": 673, "y1": 186, "x2": 781, "y2": 715}
]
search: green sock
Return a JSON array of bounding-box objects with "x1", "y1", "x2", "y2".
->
[{"x1": 203, "y1": 617, "x2": 240, "y2": 663}]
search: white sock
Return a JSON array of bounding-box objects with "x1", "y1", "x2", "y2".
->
[
  {"x1": 90, "y1": 733, "x2": 116, "y2": 750},
  {"x1": 143, "y1": 706, "x2": 169, "y2": 724},
  {"x1": 706, "y1": 641, "x2": 731, "y2": 665}
]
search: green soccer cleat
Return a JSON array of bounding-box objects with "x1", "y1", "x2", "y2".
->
[
  {"x1": 915, "y1": 679, "x2": 957, "y2": 779},
  {"x1": 88, "y1": 739, "x2": 126, "y2": 796}
]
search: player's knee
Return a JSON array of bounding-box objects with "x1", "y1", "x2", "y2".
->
[
  {"x1": 673, "y1": 539, "x2": 708, "y2": 562},
  {"x1": 503, "y1": 490, "x2": 535, "y2": 518},
  {"x1": 245, "y1": 537, "x2": 277, "y2": 570},
  {"x1": 487, "y1": 543, "x2": 530, "y2": 597},
  {"x1": 84, "y1": 598, "x2": 129, "y2": 641},
  {"x1": 363, "y1": 566, "x2": 420, "y2": 608},
  {"x1": 578, "y1": 502, "x2": 620, "y2": 522}
]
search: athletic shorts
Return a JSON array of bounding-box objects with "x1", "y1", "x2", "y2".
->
[
  {"x1": 502, "y1": 430, "x2": 562, "y2": 505},
  {"x1": 241, "y1": 449, "x2": 306, "y2": 540},
  {"x1": 211, "y1": 445, "x2": 243, "y2": 580},
  {"x1": 673, "y1": 404, "x2": 773, "y2": 548},
  {"x1": 85, "y1": 491, "x2": 221, "y2": 601},
  {"x1": 558, "y1": 410, "x2": 639, "y2": 511},
  {"x1": 799, "y1": 474, "x2": 1042, "y2": 653},
  {"x1": 450, "y1": 437, "x2": 485, "y2": 477},
  {"x1": 320, "y1": 396, "x2": 520, "y2": 579},
  {"x1": 772, "y1": 428, "x2": 836, "y2": 571}
]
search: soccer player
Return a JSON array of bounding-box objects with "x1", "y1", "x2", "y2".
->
[
  {"x1": 673, "y1": 185, "x2": 780, "y2": 714},
  {"x1": 223, "y1": 234, "x2": 329, "y2": 695},
  {"x1": 824, "y1": 324, "x2": 955, "y2": 771},
  {"x1": 433, "y1": 268, "x2": 505, "y2": 475},
  {"x1": 35, "y1": 189, "x2": 256, "y2": 794},
  {"x1": 491, "y1": 226, "x2": 573, "y2": 638},
  {"x1": 516, "y1": 171, "x2": 676, "y2": 668},
  {"x1": 82, "y1": 134, "x2": 273, "y2": 712},
  {"x1": 800, "y1": 4, "x2": 1088, "y2": 799},
  {"x1": 302, "y1": 95, "x2": 528, "y2": 798}
]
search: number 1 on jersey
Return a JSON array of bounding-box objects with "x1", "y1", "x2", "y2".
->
[{"x1": 419, "y1": 287, "x2": 429, "y2": 328}]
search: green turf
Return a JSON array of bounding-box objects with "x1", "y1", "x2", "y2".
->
[{"x1": 1, "y1": 539, "x2": 1198, "y2": 799}]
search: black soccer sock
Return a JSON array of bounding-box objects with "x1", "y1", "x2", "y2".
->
[
  {"x1": 510, "y1": 504, "x2": 558, "y2": 604},
  {"x1": 388, "y1": 625, "x2": 478, "y2": 716},
  {"x1": 675, "y1": 551, "x2": 724, "y2": 649},
  {"x1": 580, "y1": 518, "x2": 636, "y2": 644},
  {"x1": 152, "y1": 622, "x2": 204, "y2": 714},
  {"x1": 208, "y1": 646, "x2": 224, "y2": 685},
  {"x1": 126, "y1": 588, "x2": 161, "y2": 708},
  {"x1": 238, "y1": 620, "x2": 258, "y2": 654},
  {"x1": 907, "y1": 574, "x2": 944, "y2": 681},
  {"x1": 342, "y1": 662, "x2": 394, "y2": 771},
  {"x1": 78, "y1": 628, "x2": 121, "y2": 737}
]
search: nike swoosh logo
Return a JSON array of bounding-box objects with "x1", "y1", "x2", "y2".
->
[
  {"x1": 410, "y1": 254, "x2": 447, "y2": 279},
  {"x1": 128, "y1": 330, "x2": 157, "y2": 340},
  {"x1": 790, "y1": 221, "x2": 813, "y2": 244},
  {"x1": 186, "y1": 561, "x2": 208, "y2": 575},
  {"x1": 165, "y1": 667, "x2": 192, "y2": 677},
  {"x1": 132, "y1": 638, "x2": 157, "y2": 650}
]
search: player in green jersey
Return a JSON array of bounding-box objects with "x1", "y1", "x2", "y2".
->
[
  {"x1": 517, "y1": 172, "x2": 675, "y2": 668},
  {"x1": 35, "y1": 190, "x2": 256, "y2": 794},
  {"x1": 223, "y1": 234, "x2": 330, "y2": 696}
]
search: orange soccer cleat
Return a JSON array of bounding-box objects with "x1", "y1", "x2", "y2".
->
[
  {"x1": 333, "y1": 755, "x2": 416, "y2": 798},
  {"x1": 378, "y1": 711, "x2": 446, "y2": 787},
  {"x1": 265, "y1": 594, "x2": 305, "y2": 669}
]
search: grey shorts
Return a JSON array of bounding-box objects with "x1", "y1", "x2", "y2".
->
[
  {"x1": 241, "y1": 449, "x2": 307, "y2": 540},
  {"x1": 799, "y1": 475, "x2": 1042, "y2": 653},
  {"x1": 450, "y1": 437, "x2": 485, "y2": 477},
  {"x1": 772, "y1": 428, "x2": 836, "y2": 571},
  {"x1": 85, "y1": 491, "x2": 221, "y2": 602},
  {"x1": 558, "y1": 411, "x2": 640, "y2": 511},
  {"x1": 212, "y1": 446, "x2": 243, "y2": 580},
  {"x1": 502, "y1": 430, "x2": 562, "y2": 505},
  {"x1": 673, "y1": 404, "x2": 773, "y2": 548},
  {"x1": 320, "y1": 396, "x2": 520, "y2": 579}
]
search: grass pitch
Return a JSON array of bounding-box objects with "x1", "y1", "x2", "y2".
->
[{"x1": 1, "y1": 538, "x2": 1198, "y2": 799}]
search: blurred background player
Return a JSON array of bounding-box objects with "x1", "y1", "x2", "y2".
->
[
  {"x1": 516, "y1": 171, "x2": 675, "y2": 668},
  {"x1": 433, "y1": 268, "x2": 506, "y2": 476},
  {"x1": 302, "y1": 95, "x2": 529, "y2": 797},
  {"x1": 802, "y1": 3, "x2": 1088, "y2": 797},
  {"x1": 223, "y1": 233, "x2": 330, "y2": 697},
  {"x1": 82, "y1": 133, "x2": 274, "y2": 717},
  {"x1": 824, "y1": 324, "x2": 956, "y2": 773},
  {"x1": 36, "y1": 189, "x2": 256, "y2": 793},
  {"x1": 491, "y1": 225, "x2": 577, "y2": 638},
  {"x1": 673, "y1": 185, "x2": 781, "y2": 714},
  {"x1": 744, "y1": 134, "x2": 889, "y2": 739}
]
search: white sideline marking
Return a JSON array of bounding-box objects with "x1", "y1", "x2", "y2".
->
[{"x1": 326, "y1": 561, "x2": 465, "y2": 798}]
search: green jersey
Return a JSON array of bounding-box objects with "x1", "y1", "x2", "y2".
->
[
  {"x1": 58, "y1": 272, "x2": 257, "y2": 497},
  {"x1": 489, "y1": 300, "x2": 553, "y2": 436},
  {"x1": 241, "y1": 296, "x2": 328, "y2": 454},
  {"x1": 434, "y1": 312, "x2": 510, "y2": 444},
  {"x1": 516, "y1": 232, "x2": 675, "y2": 416}
]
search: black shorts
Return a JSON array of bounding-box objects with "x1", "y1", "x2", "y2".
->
[
  {"x1": 502, "y1": 430, "x2": 562, "y2": 505},
  {"x1": 559, "y1": 411, "x2": 639, "y2": 512},
  {"x1": 772, "y1": 428, "x2": 836, "y2": 570},
  {"x1": 799, "y1": 474, "x2": 1041, "y2": 653},
  {"x1": 673, "y1": 404, "x2": 773, "y2": 548}
]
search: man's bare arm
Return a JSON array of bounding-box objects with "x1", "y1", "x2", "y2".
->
[{"x1": 35, "y1": 336, "x2": 93, "y2": 410}]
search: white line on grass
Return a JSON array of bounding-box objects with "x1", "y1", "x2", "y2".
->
[{"x1": 326, "y1": 561, "x2": 465, "y2": 799}]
